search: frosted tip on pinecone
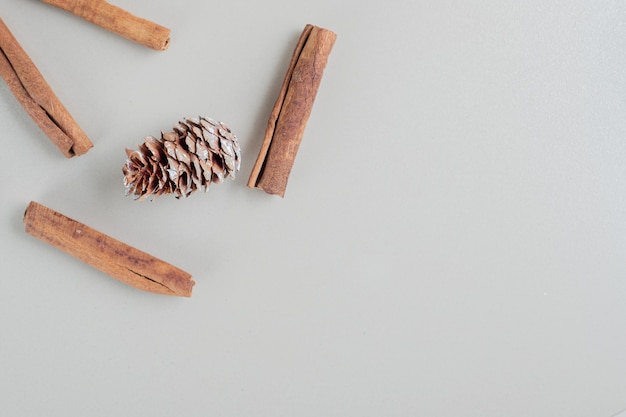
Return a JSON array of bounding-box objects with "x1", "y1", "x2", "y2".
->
[{"x1": 123, "y1": 116, "x2": 241, "y2": 200}]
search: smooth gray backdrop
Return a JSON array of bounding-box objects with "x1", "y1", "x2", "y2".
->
[{"x1": 1, "y1": 1, "x2": 625, "y2": 416}]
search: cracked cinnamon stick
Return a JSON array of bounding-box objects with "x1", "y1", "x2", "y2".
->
[
  {"x1": 40, "y1": 0, "x2": 171, "y2": 50},
  {"x1": 0, "y1": 18, "x2": 93, "y2": 157},
  {"x1": 24, "y1": 201, "x2": 195, "y2": 297},
  {"x1": 248, "y1": 24, "x2": 336, "y2": 197}
]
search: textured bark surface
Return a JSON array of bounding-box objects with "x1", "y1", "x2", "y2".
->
[
  {"x1": 24, "y1": 202, "x2": 195, "y2": 297},
  {"x1": 248, "y1": 24, "x2": 336, "y2": 197},
  {"x1": 41, "y1": 0, "x2": 171, "y2": 50},
  {"x1": 0, "y1": 18, "x2": 93, "y2": 157}
]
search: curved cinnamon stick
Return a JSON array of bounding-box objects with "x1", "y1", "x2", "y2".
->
[
  {"x1": 248, "y1": 24, "x2": 336, "y2": 197},
  {"x1": 0, "y1": 18, "x2": 93, "y2": 157},
  {"x1": 40, "y1": 0, "x2": 171, "y2": 51},
  {"x1": 24, "y1": 201, "x2": 195, "y2": 297}
]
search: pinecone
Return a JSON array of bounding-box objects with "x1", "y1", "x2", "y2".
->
[{"x1": 123, "y1": 116, "x2": 241, "y2": 200}]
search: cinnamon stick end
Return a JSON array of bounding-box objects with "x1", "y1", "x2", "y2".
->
[
  {"x1": 159, "y1": 33, "x2": 171, "y2": 51},
  {"x1": 246, "y1": 178, "x2": 286, "y2": 198},
  {"x1": 69, "y1": 139, "x2": 94, "y2": 157}
]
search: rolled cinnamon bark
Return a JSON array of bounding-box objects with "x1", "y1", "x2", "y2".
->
[
  {"x1": 40, "y1": 0, "x2": 171, "y2": 50},
  {"x1": 248, "y1": 24, "x2": 336, "y2": 197},
  {"x1": 24, "y1": 201, "x2": 195, "y2": 297},
  {"x1": 0, "y1": 18, "x2": 93, "y2": 157}
]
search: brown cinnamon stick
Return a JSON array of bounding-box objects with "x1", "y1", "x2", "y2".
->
[
  {"x1": 24, "y1": 201, "x2": 195, "y2": 297},
  {"x1": 40, "y1": 0, "x2": 171, "y2": 50},
  {"x1": 0, "y1": 18, "x2": 93, "y2": 157},
  {"x1": 247, "y1": 24, "x2": 336, "y2": 197}
]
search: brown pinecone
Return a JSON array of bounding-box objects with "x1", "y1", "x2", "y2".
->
[{"x1": 123, "y1": 116, "x2": 241, "y2": 200}]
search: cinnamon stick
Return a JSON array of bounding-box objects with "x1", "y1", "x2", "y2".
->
[
  {"x1": 24, "y1": 201, "x2": 195, "y2": 297},
  {"x1": 40, "y1": 0, "x2": 171, "y2": 50},
  {"x1": 247, "y1": 24, "x2": 336, "y2": 197},
  {"x1": 0, "y1": 18, "x2": 93, "y2": 157}
]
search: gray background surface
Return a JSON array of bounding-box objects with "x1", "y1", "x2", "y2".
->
[{"x1": 1, "y1": 0, "x2": 625, "y2": 415}]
